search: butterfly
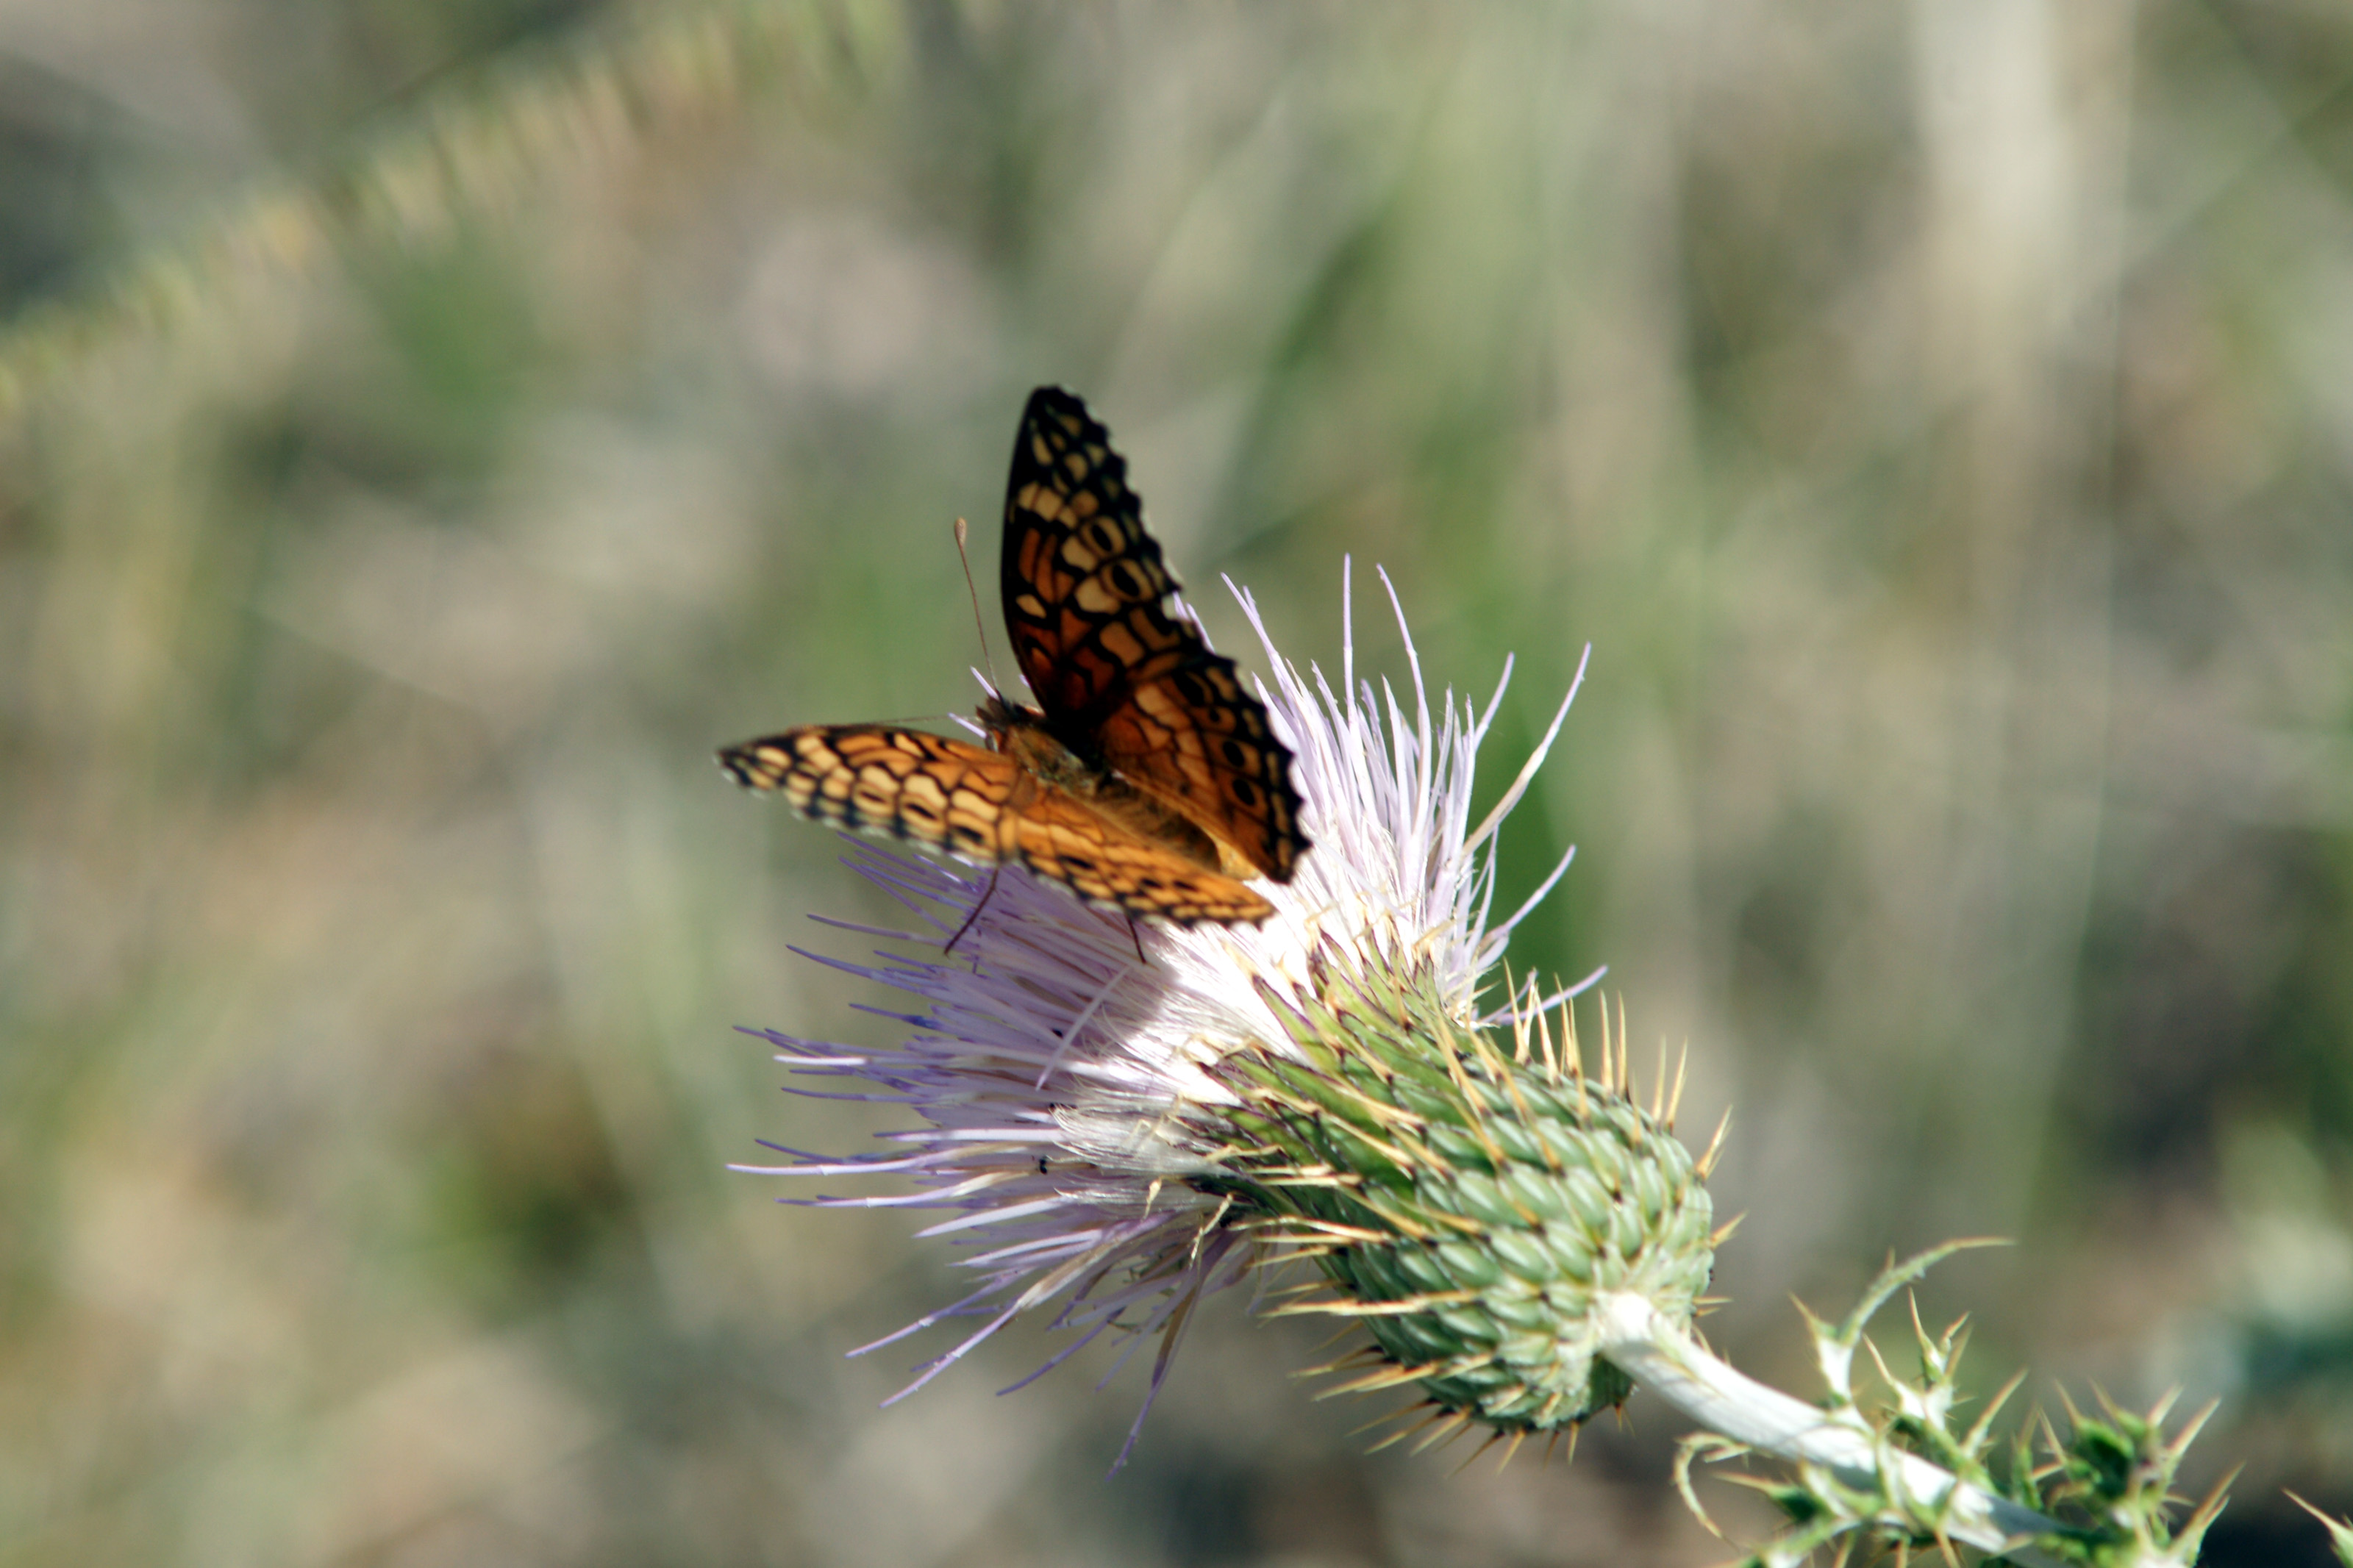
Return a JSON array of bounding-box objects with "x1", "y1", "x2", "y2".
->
[{"x1": 719, "y1": 386, "x2": 1307, "y2": 926}]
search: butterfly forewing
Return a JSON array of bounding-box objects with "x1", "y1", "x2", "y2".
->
[
  {"x1": 718, "y1": 724, "x2": 1275, "y2": 925},
  {"x1": 999, "y1": 393, "x2": 1188, "y2": 717},
  {"x1": 999, "y1": 387, "x2": 1307, "y2": 881},
  {"x1": 719, "y1": 726, "x2": 1012, "y2": 859}
]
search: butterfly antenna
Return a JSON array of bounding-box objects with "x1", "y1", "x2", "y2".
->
[{"x1": 954, "y1": 516, "x2": 1003, "y2": 695}]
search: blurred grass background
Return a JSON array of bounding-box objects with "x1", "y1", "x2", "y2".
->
[{"x1": 3, "y1": 1, "x2": 2352, "y2": 1563}]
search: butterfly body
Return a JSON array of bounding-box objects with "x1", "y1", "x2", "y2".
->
[{"x1": 721, "y1": 387, "x2": 1307, "y2": 928}]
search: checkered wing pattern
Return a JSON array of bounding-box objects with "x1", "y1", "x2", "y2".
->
[
  {"x1": 999, "y1": 388, "x2": 1307, "y2": 884},
  {"x1": 717, "y1": 725, "x2": 1275, "y2": 925}
]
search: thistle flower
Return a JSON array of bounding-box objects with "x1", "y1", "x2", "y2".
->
[
  {"x1": 734, "y1": 567, "x2": 2224, "y2": 1567},
  {"x1": 738, "y1": 562, "x2": 1715, "y2": 1464}
]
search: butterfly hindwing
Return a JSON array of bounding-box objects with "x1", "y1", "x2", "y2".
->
[
  {"x1": 1099, "y1": 662, "x2": 1307, "y2": 883},
  {"x1": 999, "y1": 783, "x2": 1276, "y2": 923}
]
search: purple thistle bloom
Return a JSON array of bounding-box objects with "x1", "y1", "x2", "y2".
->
[{"x1": 734, "y1": 564, "x2": 1588, "y2": 1464}]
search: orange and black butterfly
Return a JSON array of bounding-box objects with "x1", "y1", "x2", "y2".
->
[{"x1": 718, "y1": 387, "x2": 1307, "y2": 926}]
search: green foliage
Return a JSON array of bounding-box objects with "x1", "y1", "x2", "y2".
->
[
  {"x1": 5, "y1": 0, "x2": 2352, "y2": 1561},
  {"x1": 1683, "y1": 1250, "x2": 2229, "y2": 1567}
]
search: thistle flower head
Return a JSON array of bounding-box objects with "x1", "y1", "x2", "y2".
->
[{"x1": 740, "y1": 565, "x2": 1715, "y2": 1464}]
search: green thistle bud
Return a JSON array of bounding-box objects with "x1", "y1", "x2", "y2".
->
[{"x1": 1202, "y1": 964, "x2": 1716, "y2": 1440}]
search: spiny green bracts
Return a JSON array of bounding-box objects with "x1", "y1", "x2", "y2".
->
[{"x1": 1199, "y1": 962, "x2": 1715, "y2": 1439}]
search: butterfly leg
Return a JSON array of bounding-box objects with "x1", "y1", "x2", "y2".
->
[
  {"x1": 944, "y1": 867, "x2": 1003, "y2": 954},
  {"x1": 1125, "y1": 914, "x2": 1148, "y2": 966}
]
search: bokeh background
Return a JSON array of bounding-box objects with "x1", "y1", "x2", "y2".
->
[{"x1": 4, "y1": 1, "x2": 2352, "y2": 1563}]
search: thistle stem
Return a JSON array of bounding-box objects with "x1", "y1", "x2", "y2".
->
[{"x1": 1592, "y1": 1292, "x2": 2070, "y2": 1567}]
